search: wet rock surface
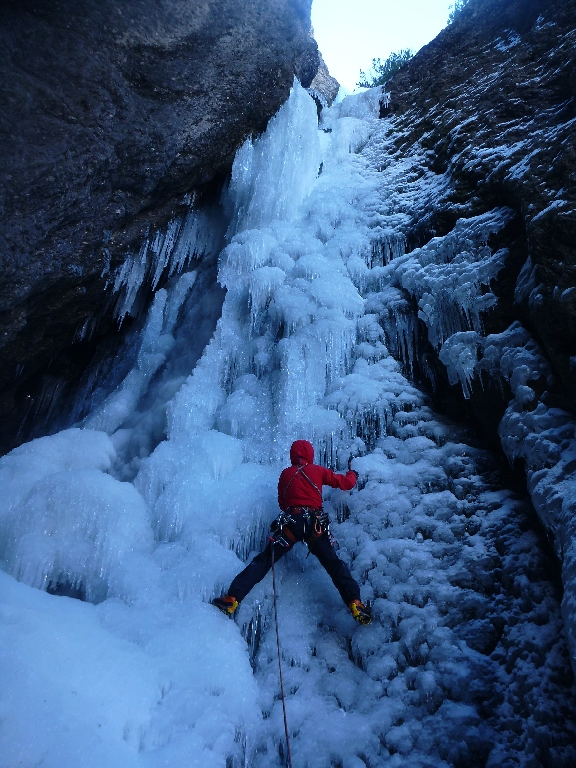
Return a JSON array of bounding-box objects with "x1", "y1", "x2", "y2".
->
[{"x1": 0, "y1": 0, "x2": 318, "y2": 452}]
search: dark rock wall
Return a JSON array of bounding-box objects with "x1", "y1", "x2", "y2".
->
[
  {"x1": 0, "y1": 0, "x2": 318, "y2": 453},
  {"x1": 385, "y1": 0, "x2": 575, "y2": 422}
]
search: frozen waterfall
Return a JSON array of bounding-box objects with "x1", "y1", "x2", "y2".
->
[{"x1": 1, "y1": 82, "x2": 576, "y2": 768}]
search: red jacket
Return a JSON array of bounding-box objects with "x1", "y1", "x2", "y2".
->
[{"x1": 278, "y1": 440, "x2": 357, "y2": 511}]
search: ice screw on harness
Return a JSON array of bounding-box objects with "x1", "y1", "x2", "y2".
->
[{"x1": 269, "y1": 511, "x2": 297, "y2": 549}]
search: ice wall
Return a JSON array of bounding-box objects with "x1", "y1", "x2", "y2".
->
[
  {"x1": 356, "y1": 99, "x2": 576, "y2": 670},
  {"x1": 1, "y1": 80, "x2": 576, "y2": 768},
  {"x1": 438, "y1": 320, "x2": 576, "y2": 662}
]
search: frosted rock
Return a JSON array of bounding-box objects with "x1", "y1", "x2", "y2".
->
[
  {"x1": 393, "y1": 211, "x2": 512, "y2": 350},
  {"x1": 84, "y1": 288, "x2": 183, "y2": 434}
]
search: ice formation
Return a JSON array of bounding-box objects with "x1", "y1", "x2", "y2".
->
[
  {"x1": 113, "y1": 206, "x2": 222, "y2": 321},
  {"x1": 1, "y1": 81, "x2": 576, "y2": 768},
  {"x1": 438, "y1": 321, "x2": 576, "y2": 662}
]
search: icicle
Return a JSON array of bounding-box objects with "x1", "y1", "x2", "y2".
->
[
  {"x1": 83, "y1": 271, "x2": 198, "y2": 436},
  {"x1": 151, "y1": 218, "x2": 182, "y2": 289},
  {"x1": 163, "y1": 271, "x2": 197, "y2": 332},
  {"x1": 248, "y1": 267, "x2": 286, "y2": 332},
  {"x1": 370, "y1": 230, "x2": 406, "y2": 266},
  {"x1": 439, "y1": 331, "x2": 483, "y2": 398},
  {"x1": 393, "y1": 211, "x2": 512, "y2": 350},
  {"x1": 224, "y1": 79, "x2": 321, "y2": 234},
  {"x1": 377, "y1": 288, "x2": 419, "y2": 375},
  {"x1": 112, "y1": 207, "x2": 222, "y2": 321},
  {"x1": 113, "y1": 236, "x2": 150, "y2": 320},
  {"x1": 171, "y1": 208, "x2": 223, "y2": 274}
]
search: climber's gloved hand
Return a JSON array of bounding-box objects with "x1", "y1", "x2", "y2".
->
[{"x1": 348, "y1": 456, "x2": 359, "y2": 480}]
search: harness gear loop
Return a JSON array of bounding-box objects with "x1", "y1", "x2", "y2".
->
[{"x1": 269, "y1": 512, "x2": 297, "y2": 549}]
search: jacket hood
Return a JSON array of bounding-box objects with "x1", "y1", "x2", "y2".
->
[{"x1": 290, "y1": 439, "x2": 314, "y2": 465}]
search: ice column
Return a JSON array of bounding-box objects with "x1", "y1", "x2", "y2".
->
[{"x1": 224, "y1": 78, "x2": 321, "y2": 233}]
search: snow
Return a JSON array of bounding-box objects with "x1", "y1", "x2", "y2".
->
[
  {"x1": 0, "y1": 569, "x2": 259, "y2": 768},
  {"x1": 1, "y1": 81, "x2": 576, "y2": 767},
  {"x1": 531, "y1": 198, "x2": 571, "y2": 222}
]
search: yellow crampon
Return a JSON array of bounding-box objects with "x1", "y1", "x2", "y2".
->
[
  {"x1": 349, "y1": 599, "x2": 372, "y2": 625},
  {"x1": 212, "y1": 595, "x2": 239, "y2": 616}
]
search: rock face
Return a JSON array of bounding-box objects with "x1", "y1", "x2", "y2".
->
[
  {"x1": 369, "y1": 0, "x2": 576, "y2": 660},
  {"x1": 385, "y1": 0, "x2": 576, "y2": 410},
  {"x1": 0, "y1": 0, "x2": 318, "y2": 453},
  {"x1": 309, "y1": 51, "x2": 340, "y2": 106}
]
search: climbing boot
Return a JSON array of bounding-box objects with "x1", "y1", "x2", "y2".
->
[
  {"x1": 212, "y1": 595, "x2": 239, "y2": 616},
  {"x1": 349, "y1": 599, "x2": 372, "y2": 625}
]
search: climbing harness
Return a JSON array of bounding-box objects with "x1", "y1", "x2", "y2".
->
[
  {"x1": 309, "y1": 509, "x2": 338, "y2": 548},
  {"x1": 279, "y1": 461, "x2": 339, "y2": 550},
  {"x1": 269, "y1": 507, "x2": 338, "y2": 552},
  {"x1": 270, "y1": 541, "x2": 294, "y2": 768}
]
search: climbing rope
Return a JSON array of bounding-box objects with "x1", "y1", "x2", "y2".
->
[{"x1": 270, "y1": 541, "x2": 294, "y2": 768}]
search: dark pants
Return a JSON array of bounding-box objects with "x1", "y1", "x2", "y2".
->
[{"x1": 228, "y1": 513, "x2": 361, "y2": 606}]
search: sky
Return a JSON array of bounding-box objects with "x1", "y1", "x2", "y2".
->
[{"x1": 311, "y1": 0, "x2": 455, "y2": 91}]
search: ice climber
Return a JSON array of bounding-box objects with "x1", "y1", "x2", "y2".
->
[{"x1": 213, "y1": 439, "x2": 372, "y2": 625}]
